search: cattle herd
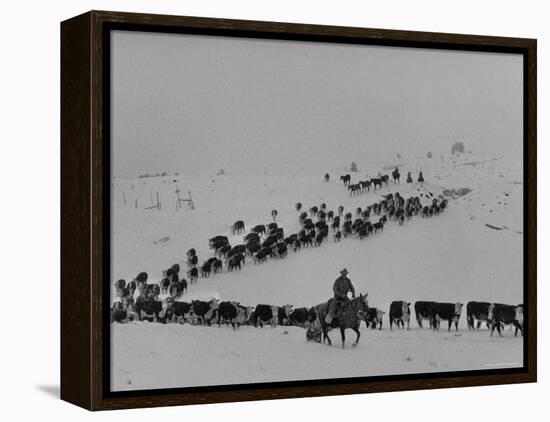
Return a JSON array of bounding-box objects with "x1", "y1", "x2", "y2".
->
[
  {"x1": 111, "y1": 286, "x2": 524, "y2": 340},
  {"x1": 111, "y1": 171, "x2": 523, "y2": 344}
]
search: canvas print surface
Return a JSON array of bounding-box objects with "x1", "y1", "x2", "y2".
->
[{"x1": 109, "y1": 30, "x2": 524, "y2": 392}]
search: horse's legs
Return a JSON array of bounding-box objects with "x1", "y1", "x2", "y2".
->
[
  {"x1": 340, "y1": 327, "x2": 346, "y2": 348},
  {"x1": 352, "y1": 326, "x2": 360, "y2": 347},
  {"x1": 322, "y1": 326, "x2": 331, "y2": 345}
]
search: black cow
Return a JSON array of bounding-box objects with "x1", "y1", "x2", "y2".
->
[
  {"x1": 288, "y1": 307, "x2": 317, "y2": 327},
  {"x1": 284, "y1": 234, "x2": 298, "y2": 244},
  {"x1": 295, "y1": 202, "x2": 302, "y2": 211},
  {"x1": 205, "y1": 256, "x2": 218, "y2": 266},
  {"x1": 324, "y1": 173, "x2": 330, "y2": 182},
  {"x1": 252, "y1": 224, "x2": 266, "y2": 237},
  {"x1": 213, "y1": 258, "x2": 223, "y2": 273},
  {"x1": 340, "y1": 174, "x2": 351, "y2": 185},
  {"x1": 216, "y1": 301, "x2": 252, "y2": 329},
  {"x1": 228, "y1": 255, "x2": 243, "y2": 271},
  {"x1": 209, "y1": 235, "x2": 229, "y2": 248},
  {"x1": 414, "y1": 301, "x2": 436, "y2": 328},
  {"x1": 160, "y1": 277, "x2": 171, "y2": 294},
  {"x1": 275, "y1": 243, "x2": 288, "y2": 258},
  {"x1": 244, "y1": 232, "x2": 260, "y2": 243},
  {"x1": 253, "y1": 304, "x2": 292, "y2": 327},
  {"x1": 246, "y1": 242, "x2": 261, "y2": 256},
  {"x1": 431, "y1": 302, "x2": 463, "y2": 331},
  {"x1": 187, "y1": 267, "x2": 198, "y2": 284},
  {"x1": 201, "y1": 262, "x2": 212, "y2": 278},
  {"x1": 277, "y1": 304, "x2": 293, "y2": 325},
  {"x1": 488, "y1": 303, "x2": 523, "y2": 337},
  {"x1": 252, "y1": 304, "x2": 278, "y2": 327},
  {"x1": 136, "y1": 272, "x2": 148, "y2": 283},
  {"x1": 187, "y1": 254, "x2": 198, "y2": 267},
  {"x1": 143, "y1": 283, "x2": 160, "y2": 299},
  {"x1": 111, "y1": 301, "x2": 128, "y2": 323},
  {"x1": 466, "y1": 301, "x2": 492, "y2": 330},
  {"x1": 228, "y1": 244, "x2": 246, "y2": 258},
  {"x1": 231, "y1": 220, "x2": 245, "y2": 234},
  {"x1": 389, "y1": 301, "x2": 411, "y2": 330},
  {"x1": 216, "y1": 244, "x2": 231, "y2": 257},
  {"x1": 169, "y1": 280, "x2": 187, "y2": 298},
  {"x1": 253, "y1": 249, "x2": 269, "y2": 263},
  {"x1": 191, "y1": 299, "x2": 219, "y2": 325},
  {"x1": 167, "y1": 300, "x2": 193, "y2": 324},
  {"x1": 135, "y1": 297, "x2": 167, "y2": 322}
]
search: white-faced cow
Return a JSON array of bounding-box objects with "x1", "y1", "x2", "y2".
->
[
  {"x1": 389, "y1": 301, "x2": 411, "y2": 330},
  {"x1": 216, "y1": 301, "x2": 252, "y2": 329},
  {"x1": 431, "y1": 302, "x2": 463, "y2": 332},
  {"x1": 252, "y1": 304, "x2": 279, "y2": 327},
  {"x1": 488, "y1": 303, "x2": 523, "y2": 337},
  {"x1": 364, "y1": 307, "x2": 385, "y2": 330},
  {"x1": 166, "y1": 300, "x2": 194, "y2": 324},
  {"x1": 190, "y1": 299, "x2": 219, "y2": 325},
  {"x1": 288, "y1": 306, "x2": 317, "y2": 328},
  {"x1": 134, "y1": 296, "x2": 169, "y2": 323}
]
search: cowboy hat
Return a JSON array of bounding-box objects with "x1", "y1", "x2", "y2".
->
[{"x1": 340, "y1": 268, "x2": 349, "y2": 276}]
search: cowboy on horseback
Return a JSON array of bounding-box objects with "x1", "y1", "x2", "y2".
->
[{"x1": 325, "y1": 268, "x2": 356, "y2": 324}]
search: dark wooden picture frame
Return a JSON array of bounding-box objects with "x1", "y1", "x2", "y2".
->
[{"x1": 61, "y1": 10, "x2": 537, "y2": 411}]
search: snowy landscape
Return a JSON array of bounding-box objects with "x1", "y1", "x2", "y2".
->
[{"x1": 110, "y1": 152, "x2": 524, "y2": 391}]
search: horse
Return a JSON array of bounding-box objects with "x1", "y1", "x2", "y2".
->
[
  {"x1": 348, "y1": 183, "x2": 360, "y2": 196},
  {"x1": 340, "y1": 174, "x2": 351, "y2": 186},
  {"x1": 316, "y1": 294, "x2": 369, "y2": 348}
]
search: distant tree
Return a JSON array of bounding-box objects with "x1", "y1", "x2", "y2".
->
[
  {"x1": 161, "y1": 171, "x2": 168, "y2": 177},
  {"x1": 350, "y1": 162, "x2": 358, "y2": 172},
  {"x1": 426, "y1": 151, "x2": 432, "y2": 158},
  {"x1": 216, "y1": 168, "x2": 226, "y2": 176},
  {"x1": 451, "y1": 142, "x2": 466, "y2": 155},
  {"x1": 397, "y1": 153, "x2": 402, "y2": 159}
]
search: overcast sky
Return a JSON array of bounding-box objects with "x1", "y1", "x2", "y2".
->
[{"x1": 111, "y1": 30, "x2": 523, "y2": 178}]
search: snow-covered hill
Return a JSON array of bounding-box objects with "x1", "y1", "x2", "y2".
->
[{"x1": 110, "y1": 152, "x2": 524, "y2": 391}]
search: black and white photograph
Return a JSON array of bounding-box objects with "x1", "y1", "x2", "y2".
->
[{"x1": 108, "y1": 29, "x2": 526, "y2": 392}]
